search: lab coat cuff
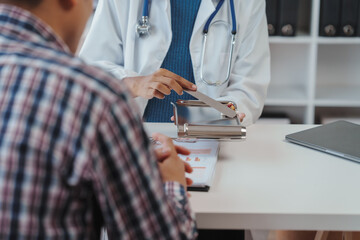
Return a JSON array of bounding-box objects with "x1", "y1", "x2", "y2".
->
[
  {"x1": 120, "y1": 70, "x2": 139, "y2": 79},
  {"x1": 215, "y1": 96, "x2": 252, "y2": 127},
  {"x1": 133, "y1": 97, "x2": 148, "y2": 117}
]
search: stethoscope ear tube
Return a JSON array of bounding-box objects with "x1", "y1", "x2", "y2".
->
[
  {"x1": 200, "y1": 0, "x2": 237, "y2": 86},
  {"x1": 200, "y1": 33, "x2": 236, "y2": 86},
  {"x1": 229, "y1": 0, "x2": 237, "y2": 34},
  {"x1": 142, "y1": 0, "x2": 149, "y2": 17}
]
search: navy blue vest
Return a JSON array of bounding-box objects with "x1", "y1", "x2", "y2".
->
[{"x1": 143, "y1": 0, "x2": 201, "y2": 122}]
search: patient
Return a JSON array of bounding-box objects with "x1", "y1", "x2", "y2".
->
[{"x1": 0, "y1": 0, "x2": 197, "y2": 239}]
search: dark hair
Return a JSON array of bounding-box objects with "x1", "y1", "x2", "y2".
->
[{"x1": 0, "y1": 0, "x2": 42, "y2": 7}]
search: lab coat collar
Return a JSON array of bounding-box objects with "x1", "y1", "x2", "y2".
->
[
  {"x1": 192, "y1": 0, "x2": 216, "y2": 36},
  {"x1": 211, "y1": 0, "x2": 222, "y2": 7}
]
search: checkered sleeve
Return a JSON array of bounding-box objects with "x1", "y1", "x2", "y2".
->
[
  {"x1": 164, "y1": 181, "x2": 197, "y2": 235},
  {"x1": 92, "y1": 98, "x2": 197, "y2": 240}
]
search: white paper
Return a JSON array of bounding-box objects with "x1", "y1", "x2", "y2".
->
[{"x1": 175, "y1": 140, "x2": 219, "y2": 188}]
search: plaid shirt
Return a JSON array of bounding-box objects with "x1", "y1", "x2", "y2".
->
[{"x1": 0, "y1": 4, "x2": 196, "y2": 240}]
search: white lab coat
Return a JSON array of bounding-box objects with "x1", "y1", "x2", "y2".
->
[{"x1": 80, "y1": 0, "x2": 270, "y2": 126}]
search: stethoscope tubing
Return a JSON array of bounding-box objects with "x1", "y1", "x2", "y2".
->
[
  {"x1": 138, "y1": 0, "x2": 237, "y2": 86},
  {"x1": 229, "y1": 0, "x2": 237, "y2": 34},
  {"x1": 142, "y1": 0, "x2": 149, "y2": 17},
  {"x1": 200, "y1": 0, "x2": 237, "y2": 86}
]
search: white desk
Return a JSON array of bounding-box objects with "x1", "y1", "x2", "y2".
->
[{"x1": 144, "y1": 123, "x2": 360, "y2": 231}]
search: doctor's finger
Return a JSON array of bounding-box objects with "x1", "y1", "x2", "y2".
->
[
  {"x1": 158, "y1": 69, "x2": 197, "y2": 91},
  {"x1": 236, "y1": 112, "x2": 246, "y2": 122},
  {"x1": 146, "y1": 88, "x2": 165, "y2": 99},
  {"x1": 149, "y1": 82, "x2": 172, "y2": 95},
  {"x1": 153, "y1": 90, "x2": 166, "y2": 100},
  {"x1": 158, "y1": 76, "x2": 184, "y2": 95}
]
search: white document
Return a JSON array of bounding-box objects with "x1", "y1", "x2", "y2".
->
[{"x1": 174, "y1": 140, "x2": 220, "y2": 191}]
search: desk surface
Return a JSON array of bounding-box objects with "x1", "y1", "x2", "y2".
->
[{"x1": 144, "y1": 123, "x2": 360, "y2": 231}]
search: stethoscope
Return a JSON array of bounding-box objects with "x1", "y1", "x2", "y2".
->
[{"x1": 136, "y1": 0, "x2": 237, "y2": 86}]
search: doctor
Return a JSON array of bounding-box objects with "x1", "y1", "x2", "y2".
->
[{"x1": 80, "y1": 0, "x2": 270, "y2": 126}]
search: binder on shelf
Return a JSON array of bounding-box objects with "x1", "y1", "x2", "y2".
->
[
  {"x1": 357, "y1": 2, "x2": 360, "y2": 37},
  {"x1": 319, "y1": 0, "x2": 341, "y2": 37},
  {"x1": 266, "y1": 0, "x2": 278, "y2": 36},
  {"x1": 277, "y1": 0, "x2": 300, "y2": 36},
  {"x1": 340, "y1": 0, "x2": 359, "y2": 37}
]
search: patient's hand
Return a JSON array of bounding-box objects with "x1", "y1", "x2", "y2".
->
[{"x1": 152, "y1": 133, "x2": 193, "y2": 188}]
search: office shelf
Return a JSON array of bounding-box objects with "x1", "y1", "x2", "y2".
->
[
  {"x1": 315, "y1": 107, "x2": 360, "y2": 124},
  {"x1": 315, "y1": 85, "x2": 360, "y2": 106},
  {"x1": 318, "y1": 37, "x2": 360, "y2": 45},
  {"x1": 263, "y1": 0, "x2": 360, "y2": 124},
  {"x1": 262, "y1": 106, "x2": 307, "y2": 124},
  {"x1": 266, "y1": 85, "x2": 308, "y2": 106},
  {"x1": 269, "y1": 31, "x2": 312, "y2": 44},
  {"x1": 269, "y1": 36, "x2": 312, "y2": 44}
]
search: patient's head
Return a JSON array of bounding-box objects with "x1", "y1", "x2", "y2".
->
[
  {"x1": 0, "y1": 0, "x2": 42, "y2": 7},
  {"x1": 0, "y1": 0, "x2": 93, "y2": 53}
]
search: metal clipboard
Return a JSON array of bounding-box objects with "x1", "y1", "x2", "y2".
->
[{"x1": 171, "y1": 100, "x2": 246, "y2": 140}]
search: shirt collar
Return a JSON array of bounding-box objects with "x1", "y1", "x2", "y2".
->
[{"x1": 0, "y1": 4, "x2": 70, "y2": 54}]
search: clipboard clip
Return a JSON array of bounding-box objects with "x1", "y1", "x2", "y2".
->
[{"x1": 171, "y1": 100, "x2": 246, "y2": 140}]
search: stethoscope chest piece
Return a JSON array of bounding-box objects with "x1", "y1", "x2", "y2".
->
[{"x1": 136, "y1": 16, "x2": 150, "y2": 37}]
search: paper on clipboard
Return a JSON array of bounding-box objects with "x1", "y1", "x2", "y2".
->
[{"x1": 175, "y1": 140, "x2": 219, "y2": 191}]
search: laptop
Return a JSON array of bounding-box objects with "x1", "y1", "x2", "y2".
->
[{"x1": 285, "y1": 120, "x2": 360, "y2": 163}]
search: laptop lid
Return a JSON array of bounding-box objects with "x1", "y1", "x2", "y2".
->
[{"x1": 285, "y1": 120, "x2": 360, "y2": 163}]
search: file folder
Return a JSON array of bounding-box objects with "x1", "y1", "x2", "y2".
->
[
  {"x1": 277, "y1": 0, "x2": 300, "y2": 36},
  {"x1": 340, "y1": 0, "x2": 359, "y2": 36},
  {"x1": 266, "y1": 0, "x2": 278, "y2": 36},
  {"x1": 319, "y1": 0, "x2": 341, "y2": 36}
]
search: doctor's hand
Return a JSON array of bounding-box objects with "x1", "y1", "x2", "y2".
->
[
  {"x1": 123, "y1": 68, "x2": 197, "y2": 99},
  {"x1": 152, "y1": 133, "x2": 193, "y2": 188},
  {"x1": 236, "y1": 111, "x2": 246, "y2": 123}
]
